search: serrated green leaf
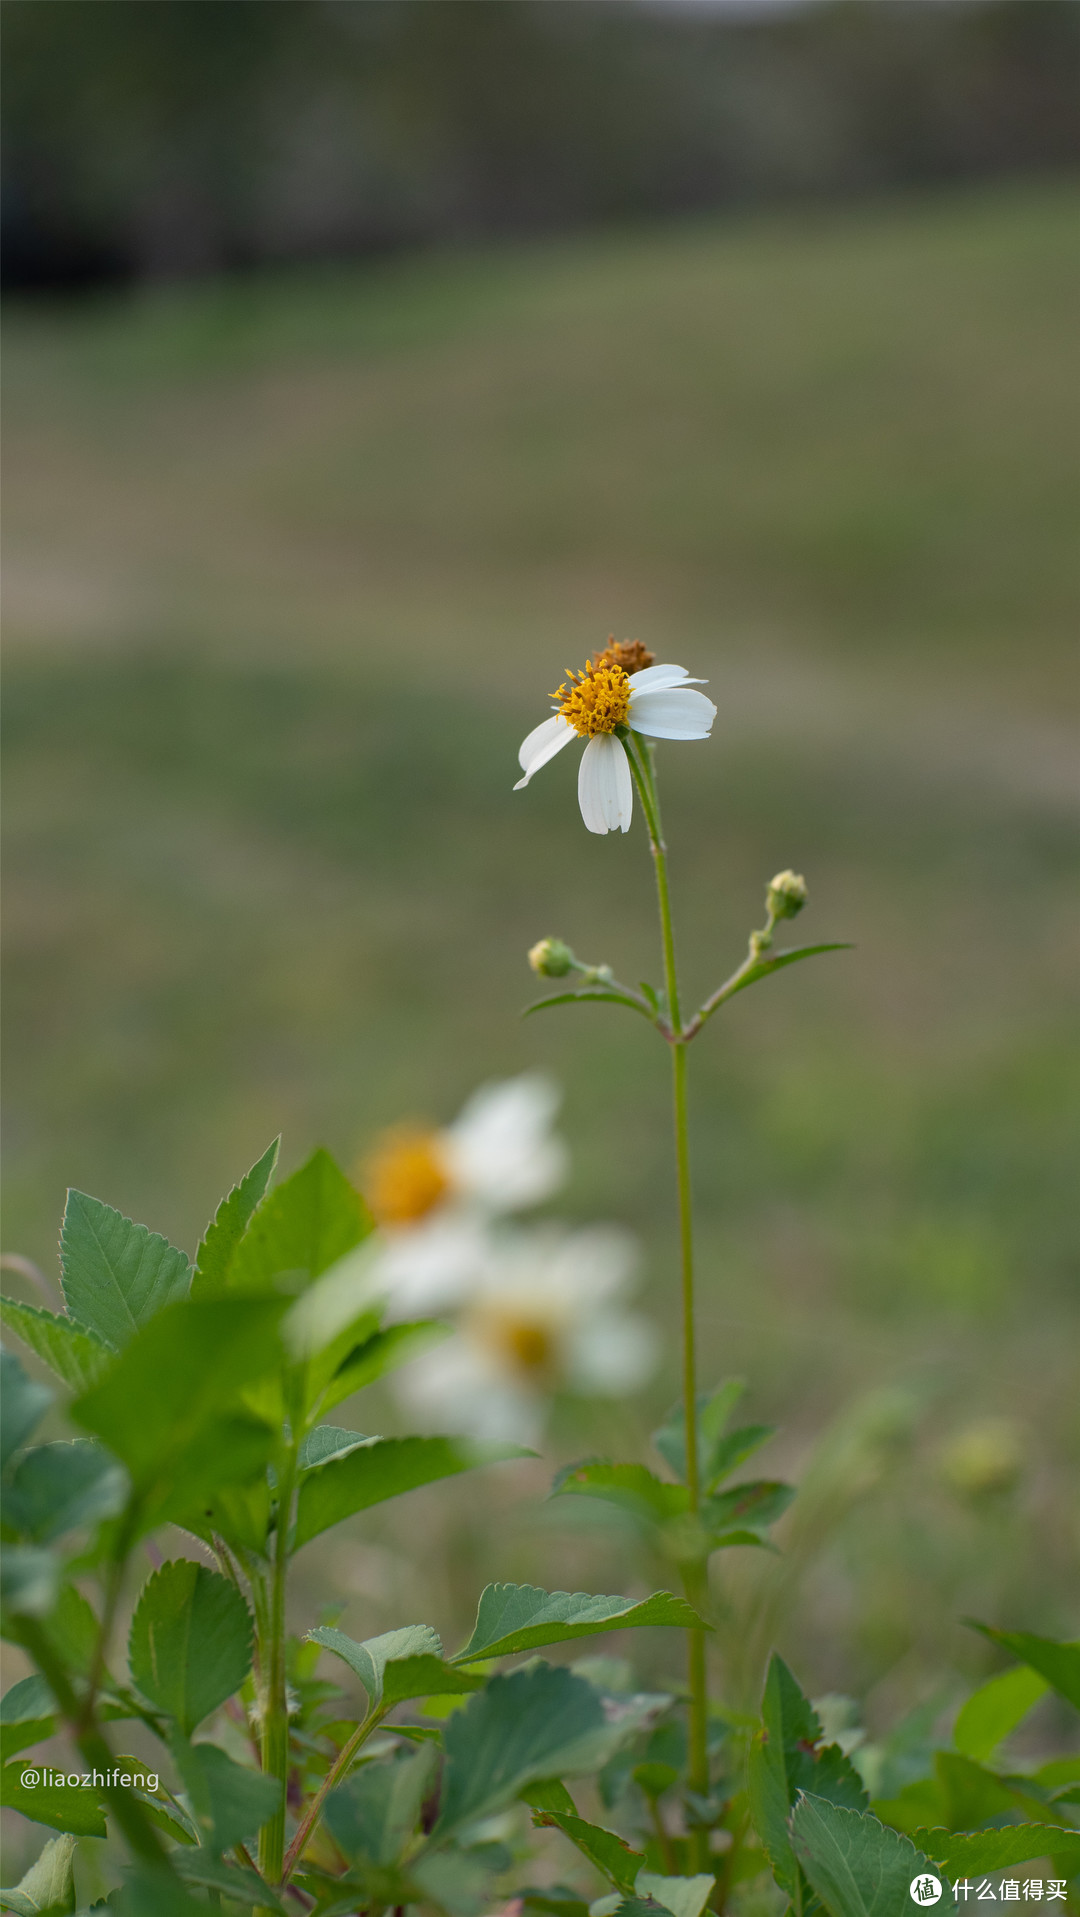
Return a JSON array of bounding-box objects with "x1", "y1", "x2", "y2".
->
[
  {"x1": 432, "y1": 1664, "x2": 618, "y2": 1841},
  {"x1": 0, "y1": 1764, "x2": 106, "y2": 1837},
  {"x1": 913, "y1": 1823, "x2": 1080, "y2": 1877},
  {"x1": 953, "y1": 1664, "x2": 1049, "y2": 1762},
  {"x1": 107, "y1": 1752, "x2": 198, "y2": 1846},
  {"x1": 748, "y1": 1655, "x2": 869, "y2": 1898},
  {"x1": 0, "y1": 1832, "x2": 77, "y2": 1916},
  {"x1": 934, "y1": 1749, "x2": 1031, "y2": 1829},
  {"x1": 306, "y1": 1623, "x2": 440, "y2": 1704},
  {"x1": 531, "y1": 1809, "x2": 644, "y2": 1894},
  {"x1": 791, "y1": 1794, "x2": 934, "y2": 1917},
  {"x1": 0, "y1": 1351, "x2": 52, "y2": 1473},
  {"x1": 171, "y1": 1738, "x2": 282, "y2": 1855},
  {"x1": 636, "y1": 1874, "x2": 716, "y2": 1917},
  {"x1": 128, "y1": 1560, "x2": 253, "y2": 1735},
  {"x1": 59, "y1": 1191, "x2": 191, "y2": 1349},
  {"x1": 551, "y1": 1462, "x2": 688, "y2": 1528},
  {"x1": 455, "y1": 1583, "x2": 706, "y2": 1663},
  {"x1": 224, "y1": 1148, "x2": 372, "y2": 1295},
  {"x1": 968, "y1": 1624, "x2": 1080, "y2": 1713},
  {"x1": 40, "y1": 1584, "x2": 98, "y2": 1677},
  {"x1": 191, "y1": 1138, "x2": 280, "y2": 1298},
  {"x1": 0, "y1": 1302, "x2": 111, "y2": 1396},
  {"x1": 72, "y1": 1296, "x2": 284, "y2": 1530},
  {"x1": 521, "y1": 1779, "x2": 578, "y2": 1813},
  {"x1": 6, "y1": 1442, "x2": 127, "y2": 1544},
  {"x1": 180, "y1": 1472, "x2": 272, "y2": 1557},
  {"x1": 294, "y1": 1435, "x2": 530, "y2": 1549},
  {"x1": 325, "y1": 1743, "x2": 436, "y2": 1866},
  {"x1": 300, "y1": 1424, "x2": 374, "y2": 1469}
]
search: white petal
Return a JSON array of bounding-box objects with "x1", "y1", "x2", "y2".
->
[
  {"x1": 374, "y1": 1215, "x2": 489, "y2": 1319},
  {"x1": 626, "y1": 662, "x2": 705, "y2": 692},
  {"x1": 577, "y1": 733, "x2": 633, "y2": 835},
  {"x1": 394, "y1": 1340, "x2": 546, "y2": 1444},
  {"x1": 545, "y1": 1225, "x2": 641, "y2": 1307},
  {"x1": 514, "y1": 714, "x2": 576, "y2": 788},
  {"x1": 446, "y1": 1073, "x2": 568, "y2": 1212},
  {"x1": 567, "y1": 1309, "x2": 659, "y2": 1395},
  {"x1": 628, "y1": 686, "x2": 717, "y2": 740}
]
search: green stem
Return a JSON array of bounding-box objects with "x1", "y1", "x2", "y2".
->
[
  {"x1": 624, "y1": 732, "x2": 710, "y2": 1859},
  {"x1": 280, "y1": 1705, "x2": 381, "y2": 1885},
  {"x1": 258, "y1": 1444, "x2": 299, "y2": 1888}
]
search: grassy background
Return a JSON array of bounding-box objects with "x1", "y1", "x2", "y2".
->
[{"x1": 3, "y1": 180, "x2": 1078, "y2": 1723}]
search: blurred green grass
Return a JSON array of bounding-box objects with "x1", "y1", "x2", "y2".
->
[{"x1": 2, "y1": 181, "x2": 1077, "y2": 1699}]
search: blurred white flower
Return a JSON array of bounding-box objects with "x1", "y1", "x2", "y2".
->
[
  {"x1": 361, "y1": 1074, "x2": 568, "y2": 1317},
  {"x1": 393, "y1": 1225, "x2": 657, "y2": 1445}
]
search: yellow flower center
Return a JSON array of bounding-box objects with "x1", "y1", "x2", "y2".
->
[
  {"x1": 474, "y1": 1306, "x2": 558, "y2": 1380},
  {"x1": 364, "y1": 1127, "x2": 451, "y2": 1227},
  {"x1": 552, "y1": 661, "x2": 631, "y2": 738}
]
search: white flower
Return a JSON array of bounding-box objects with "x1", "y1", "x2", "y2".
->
[
  {"x1": 392, "y1": 1225, "x2": 658, "y2": 1445},
  {"x1": 514, "y1": 655, "x2": 716, "y2": 835},
  {"x1": 362, "y1": 1074, "x2": 568, "y2": 1317}
]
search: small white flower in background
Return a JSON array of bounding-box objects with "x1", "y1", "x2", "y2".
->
[
  {"x1": 360, "y1": 1074, "x2": 567, "y2": 1316},
  {"x1": 392, "y1": 1225, "x2": 657, "y2": 1445},
  {"x1": 514, "y1": 638, "x2": 717, "y2": 835}
]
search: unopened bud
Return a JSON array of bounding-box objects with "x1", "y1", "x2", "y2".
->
[
  {"x1": 767, "y1": 869, "x2": 807, "y2": 921},
  {"x1": 528, "y1": 937, "x2": 575, "y2": 979}
]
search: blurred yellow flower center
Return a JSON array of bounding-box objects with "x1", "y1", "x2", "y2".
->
[
  {"x1": 475, "y1": 1307, "x2": 557, "y2": 1379},
  {"x1": 365, "y1": 1127, "x2": 450, "y2": 1227},
  {"x1": 553, "y1": 662, "x2": 631, "y2": 737}
]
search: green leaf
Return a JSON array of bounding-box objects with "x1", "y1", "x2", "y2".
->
[
  {"x1": 173, "y1": 1850, "x2": 286, "y2": 1912},
  {"x1": 309, "y1": 1623, "x2": 484, "y2": 1714},
  {"x1": 107, "y1": 1865, "x2": 209, "y2": 1917},
  {"x1": 171, "y1": 1739, "x2": 282, "y2": 1855},
  {"x1": 747, "y1": 1656, "x2": 869, "y2": 1898},
  {"x1": 455, "y1": 1583, "x2": 707, "y2": 1663},
  {"x1": 934, "y1": 1749, "x2": 1032, "y2": 1829},
  {"x1": 1, "y1": 1676, "x2": 55, "y2": 1723},
  {"x1": 551, "y1": 1462, "x2": 688, "y2": 1528},
  {"x1": 72, "y1": 1296, "x2": 284, "y2": 1529},
  {"x1": 59, "y1": 1190, "x2": 191, "y2": 1349},
  {"x1": 0, "y1": 1763, "x2": 106, "y2": 1837},
  {"x1": 0, "y1": 1833, "x2": 77, "y2": 1916},
  {"x1": 701, "y1": 1480, "x2": 794, "y2": 1546},
  {"x1": 0, "y1": 1302, "x2": 111, "y2": 1396},
  {"x1": 106, "y1": 1752, "x2": 199, "y2": 1846},
  {"x1": 523, "y1": 991, "x2": 656, "y2": 1022},
  {"x1": 128, "y1": 1560, "x2": 253, "y2": 1734},
  {"x1": 6, "y1": 1442, "x2": 127, "y2": 1544},
  {"x1": 325, "y1": 1744, "x2": 436, "y2": 1866},
  {"x1": 699, "y1": 944, "x2": 854, "y2": 1025},
  {"x1": 0, "y1": 1351, "x2": 52, "y2": 1472},
  {"x1": 636, "y1": 1874, "x2": 716, "y2": 1917},
  {"x1": 913, "y1": 1823, "x2": 1080, "y2": 1877},
  {"x1": 433, "y1": 1664, "x2": 621, "y2": 1840},
  {"x1": 0, "y1": 1547, "x2": 58, "y2": 1619},
  {"x1": 181, "y1": 1474, "x2": 273, "y2": 1558},
  {"x1": 530, "y1": 1809, "x2": 644, "y2": 1894},
  {"x1": 316, "y1": 1321, "x2": 448, "y2": 1417},
  {"x1": 652, "y1": 1381, "x2": 747, "y2": 1483},
  {"x1": 953, "y1": 1664, "x2": 1049, "y2": 1762},
  {"x1": 521, "y1": 1780, "x2": 578, "y2": 1813},
  {"x1": 224, "y1": 1148, "x2": 372, "y2": 1295},
  {"x1": 299, "y1": 1425, "x2": 374, "y2": 1469},
  {"x1": 0, "y1": 1716, "x2": 56, "y2": 1763},
  {"x1": 410, "y1": 1845, "x2": 505, "y2": 1917},
  {"x1": 520, "y1": 1885, "x2": 590, "y2": 1917},
  {"x1": 192, "y1": 1139, "x2": 280, "y2": 1298},
  {"x1": 791, "y1": 1794, "x2": 935, "y2": 1917},
  {"x1": 968, "y1": 1624, "x2": 1080, "y2": 1713},
  {"x1": 40, "y1": 1584, "x2": 99, "y2": 1677},
  {"x1": 294, "y1": 1435, "x2": 530, "y2": 1549}
]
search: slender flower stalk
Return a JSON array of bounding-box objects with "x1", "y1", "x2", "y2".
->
[{"x1": 258, "y1": 1435, "x2": 299, "y2": 1888}]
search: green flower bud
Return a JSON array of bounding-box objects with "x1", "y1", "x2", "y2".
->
[
  {"x1": 767, "y1": 869, "x2": 807, "y2": 920},
  {"x1": 528, "y1": 936, "x2": 575, "y2": 979}
]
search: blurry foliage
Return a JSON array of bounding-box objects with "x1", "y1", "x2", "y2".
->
[
  {"x1": 2, "y1": 177, "x2": 1077, "y2": 1710},
  {"x1": 2, "y1": 0, "x2": 1079, "y2": 287}
]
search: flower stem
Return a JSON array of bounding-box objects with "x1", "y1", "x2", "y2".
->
[
  {"x1": 258, "y1": 1442, "x2": 298, "y2": 1890},
  {"x1": 624, "y1": 734, "x2": 710, "y2": 1855}
]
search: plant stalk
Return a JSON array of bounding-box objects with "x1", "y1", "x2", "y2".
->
[
  {"x1": 624, "y1": 734, "x2": 710, "y2": 1855},
  {"x1": 259, "y1": 1443, "x2": 299, "y2": 1888}
]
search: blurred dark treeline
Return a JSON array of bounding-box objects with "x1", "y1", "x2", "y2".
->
[{"x1": 3, "y1": 0, "x2": 1078, "y2": 292}]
